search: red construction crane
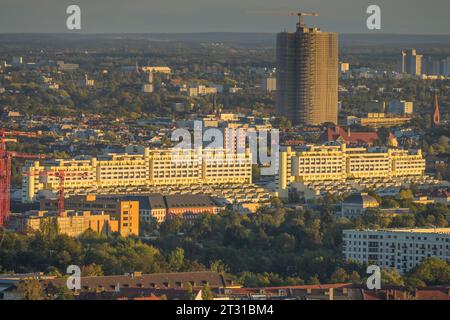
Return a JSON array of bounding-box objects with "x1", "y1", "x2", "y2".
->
[
  {"x1": 0, "y1": 128, "x2": 45, "y2": 227},
  {"x1": 23, "y1": 170, "x2": 89, "y2": 217}
]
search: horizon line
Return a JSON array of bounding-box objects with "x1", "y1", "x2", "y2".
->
[{"x1": 1, "y1": 32, "x2": 450, "y2": 36}]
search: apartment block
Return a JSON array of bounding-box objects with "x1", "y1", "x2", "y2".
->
[
  {"x1": 22, "y1": 147, "x2": 252, "y2": 202},
  {"x1": 278, "y1": 144, "x2": 425, "y2": 198},
  {"x1": 343, "y1": 228, "x2": 450, "y2": 274}
]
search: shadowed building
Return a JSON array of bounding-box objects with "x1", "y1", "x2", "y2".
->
[
  {"x1": 276, "y1": 13, "x2": 338, "y2": 126},
  {"x1": 400, "y1": 49, "x2": 423, "y2": 76}
]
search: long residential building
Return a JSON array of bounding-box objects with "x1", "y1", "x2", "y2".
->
[
  {"x1": 343, "y1": 228, "x2": 450, "y2": 274},
  {"x1": 278, "y1": 143, "x2": 426, "y2": 198},
  {"x1": 22, "y1": 147, "x2": 252, "y2": 202}
]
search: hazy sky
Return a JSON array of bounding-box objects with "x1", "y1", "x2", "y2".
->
[{"x1": 0, "y1": 0, "x2": 449, "y2": 34}]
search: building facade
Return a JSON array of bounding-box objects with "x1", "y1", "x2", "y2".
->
[
  {"x1": 400, "y1": 49, "x2": 423, "y2": 76},
  {"x1": 340, "y1": 193, "x2": 380, "y2": 218},
  {"x1": 13, "y1": 201, "x2": 139, "y2": 238},
  {"x1": 261, "y1": 77, "x2": 277, "y2": 92},
  {"x1": 276, "y1": 18, "x2": 338, "y2": 126},
  {"x1": 278, "y1": 144, "x2": 425, "y2": 198},
  {"x1": 22, "y1": 147, "x2": 252, "y2": 202},
  {"x1": 343, "y1": 228, "x2": 450, "y2": 274}
]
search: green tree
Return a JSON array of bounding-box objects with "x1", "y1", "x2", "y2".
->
[
  {"x1": 168, "y1": 247, "x2": 185, "y2": 272},
  {"x1": 202, "y1": 283, "x2": 213, "y2": 300},
  {"x1": 381, "y1": 268, "x2": 405, "y2": 287},
  {"x1": 330, "y1": 268, "x2": 349, "y2": 283},
  {"x1": 81, "y1": 263, "x2": 104, "y2": 277},
  {"x1": 210, "y1": 260, "x2": 228, "y2": 274},
  {"x1": 307, "y1": 275, "x2": 321, "y2": 285},
  {"x1": 16, "y1": 279, "x2": 46, "y2": 300},
  {"x1": 408, "y1": 258, "x2": 450, "y2": 286},
  {"x1": 186, "y1": 282, "x2": 196, "y2": 300}
]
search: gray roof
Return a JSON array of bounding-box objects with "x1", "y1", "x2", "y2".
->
[
  {"x1": 165, "y1": 194, "x2": 216, "y2": 208},
  {"x1": 123, "y1": 194, "x2": 164, "y2": 210},
  {"x1": 343, "y1": 193, "x2": 379, "y2": 206},
  {"x1": 43, "y1": 271, "x2": 235, "y2": 292},
  {"x1": 148, "y1": 194, "x2": 166, "y2": 209}
]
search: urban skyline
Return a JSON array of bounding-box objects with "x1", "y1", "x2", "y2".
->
[
  {"x1": 0, "y1": 3, "x2": 449, "y2": 303},
  {"x1": 0, "y1": 0, "x2": 450, "y2": 34}
]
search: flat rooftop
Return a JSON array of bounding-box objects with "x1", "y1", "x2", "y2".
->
[{"x1": 345, "y1": 228, "x2": 450, "y2": 235}]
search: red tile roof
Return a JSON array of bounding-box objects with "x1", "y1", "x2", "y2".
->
[{"x1": 320, "y1": 127, "x2": 380, "y2": 145}]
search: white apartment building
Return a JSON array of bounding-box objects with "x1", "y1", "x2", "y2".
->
[
  {"x1": 278, "y1": 144, "x2": 426, "y2": 198},
  {"x1": 343, "y1": 228, "x2": 450, "y2": 274},
  {"x1": 22, "y1": 147, "x2": 252, "y2": 202}
]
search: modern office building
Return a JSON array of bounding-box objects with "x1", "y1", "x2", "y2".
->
[
  {"x1": 387, "y1": 100, "x2": 413, "y2": 115},
  {"x1": 342, "y1": 228, "x2": 450, "y2": 274},
  {"x1": 22, "y1": 147, "x2": 252, "y2": 202},
  {"x1": 277, "y1": 144, "x2": 426, "y2": 198},
  {"x1": 400, "y1": 49, "x2": 423, "y2": 76},
  {"x1": 276, "y1": 14, "x2": 338, "y2": 126}
]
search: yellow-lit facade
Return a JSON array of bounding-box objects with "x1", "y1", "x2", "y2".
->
[
  {"x1": 18, "y1": 199, "x2": 139, "y2": 237},
  {"x1": 22, "y1": 148, "x2": 252, "y2": 202},
  {"x1": 20, "y1": 211, "x2": 116, "y2": 238},
  {"x1": 278, "y1": 144, "x2": 426, "y2": 198}
]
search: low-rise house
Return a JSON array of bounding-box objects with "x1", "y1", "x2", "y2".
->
[{"x1": 339, "y1": 193, "x2": 379, "y2": 218}]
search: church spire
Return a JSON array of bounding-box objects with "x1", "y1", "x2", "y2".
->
[{"x1": 431, "y1": 92, "x2": 441, "y2": 128}]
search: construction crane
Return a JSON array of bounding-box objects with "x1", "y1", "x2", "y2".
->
[
  {"x1": 292, "y1": 12, "x2": 319, "y2": 28},
  {"x1": 247, "y1": 10, "x2": 319, "y2": 28},
  {"x1": 22, "y1": 170, "x2": 89, "y2": 217},
  {"x1": 0, "y1": 128, "x2": 45, "y2": 227}
]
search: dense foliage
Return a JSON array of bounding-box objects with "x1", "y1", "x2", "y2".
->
[{"x1": 2, "y1": 202, "x2": 449, "y2": 288}]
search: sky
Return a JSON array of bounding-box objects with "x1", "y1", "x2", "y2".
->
[{"x1": 0, "y1": 0, "x2": 449, "y2": 34}]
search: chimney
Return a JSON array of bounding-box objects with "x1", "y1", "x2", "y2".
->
[{"x1": 347, "y1": 127, "x2": 351, "y2": 137}]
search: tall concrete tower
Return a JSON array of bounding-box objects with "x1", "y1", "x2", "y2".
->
[{"x1": 276, "y1": 13, "x2": 338, "y2": 126}]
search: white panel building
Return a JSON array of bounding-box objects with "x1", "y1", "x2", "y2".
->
[{"x1": 343, "y1": 228, "x2": 450, "y2": 274}]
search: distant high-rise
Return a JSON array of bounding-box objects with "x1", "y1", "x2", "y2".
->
[
  {"x1": 431, "y1": 93, "x2": 441, "y2": 128},
  {"x1": 276, "y1": 13, "x2": 338, "y2": 126},
  {"x1": 400, "y1": 49, "x2": 423, "y2": 76}
]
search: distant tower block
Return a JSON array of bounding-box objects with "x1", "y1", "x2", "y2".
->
[
  {"x1": 276, "y1": 12, "x2": 338, "y2": 126},
  {"x1": 142, "y1": 71, "x2": 154, "y2": 93},
  {"x1": 431, "y1": 93, "x2": 441, "y2": 128}
]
